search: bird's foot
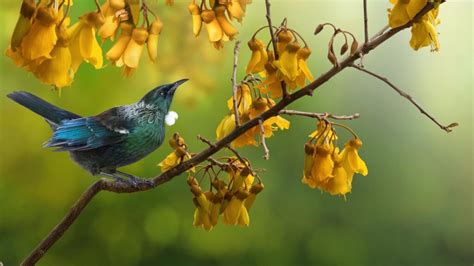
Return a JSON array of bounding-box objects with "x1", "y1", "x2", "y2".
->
[
  {"x1": 116, "y1": 171, "x2": 154, "y2": 187},
  {"x1": 128, "y1": 176, "x2": 154, "y2": 187}
]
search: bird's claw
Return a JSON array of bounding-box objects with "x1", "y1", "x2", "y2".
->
[{"x1": 127, "y1": 176, "x2": 154, "y2": 187}]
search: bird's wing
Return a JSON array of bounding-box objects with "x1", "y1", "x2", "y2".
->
[{"x1": 45, "y1": 107, "x2": 132, "y2": 151}]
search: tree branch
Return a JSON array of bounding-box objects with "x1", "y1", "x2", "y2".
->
[
  {"x1": 279, "y1": 110, "x2": 360, "y2": 121},
  {"x1": 258, "y1": 118, "x2": 270, "y2": 160},
  {"x1": 350, "y1": 64, "x2": 458, "y2": 133},
  {"x1": 231, "y1": 41, "x2": 242, "y2": 127},
  {"x1": 363, "y1": 0, "x2": 368, "y2": 44},
  {"x1": 21, "y1": 2, "x2": 449, "y2": 265},
  {"x1": 264, "y1": 0, "x2": 288, "y2": 98}
]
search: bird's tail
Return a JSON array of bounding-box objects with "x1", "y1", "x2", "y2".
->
[{"x1": 7, "y1": 91, "x2": 81, "y2": 124}]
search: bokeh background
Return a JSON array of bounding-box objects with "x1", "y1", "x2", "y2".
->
[{"x1": 0, "y1": 0, "x2": 472, "y2": 265}]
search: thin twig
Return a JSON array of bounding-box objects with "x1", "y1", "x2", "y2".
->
[
  {"x1": 350, "y1": 64, "x2": 457, "y2": 132},
  {"x1": 207, "y1": 157, "x2": 228, "y2": 168},
  {"x1": 197, "y1": 135, "x2": 216, "y2": 148},
  {"x1": 264, "y1": 0, "x2": 288, "y2": 98},
  {"x1": 258, "y1": 119, "x2": 270, "y2": 160},
  {"x1": 94, "y1": 0, "x2": 102, "y2": 13},
  {"x1": 231, "y1": 41, "x2": 242, "y2": 126},
  {"x1": 225, "y1": 145, "x2": 248, "y2": 168},
  {"x1": 21, "y1": 2, "x2": 449, "y2": 265},
  {"x1": 363, "y1": 0, "x2": 369, "y2": 44},
  {"x1": 279, "y1": 110, "x2": 360, "y2": 121}
]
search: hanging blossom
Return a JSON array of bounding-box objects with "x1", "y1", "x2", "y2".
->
[
  {"x1": 187, "y1": 0, "x2": 252, "y2": 50},
  {"x1": 302, "y1": 120, "x2": 368, "y2": 197},
  {"x1": 188, "y1": 158, "x2": 264, "y2": 231},
  {"x1": 388, "y1": 0, "x2": 442, "y2": 51},
  {"x1": 216, "y1": 81, "x2": 290, "y2": 148},
  {"x1": 5, "y1": 0, "x2": 172, "y2": 89},
  {"x1": 246, "y1": 22, "x2": 315, "y2": 99}
]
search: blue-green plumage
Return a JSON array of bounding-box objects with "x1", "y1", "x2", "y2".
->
[{"x1": 7, "y1": 79, "x2": 188, "y2": 185}]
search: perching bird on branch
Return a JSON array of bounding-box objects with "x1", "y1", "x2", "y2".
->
[{"x1": 7, "y1": 79, "x2": 188, "y2": 186}]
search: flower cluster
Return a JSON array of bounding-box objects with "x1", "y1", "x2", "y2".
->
[
  {"x1": 187, "y1": 158, "x2": 264, "y2": 231},
  {"x1": 188, "y1": 0, "x2": 252, "y2": 50},
  {"x1": 246, "y1": 23, "x2": 314, "y2": 98},
  {"x1": 158, "y1": 133, "x2": 193, "y2": 172},
  {"x1": 216, "y1": 81, "x2": 290, "y2": 147},
  {"x1": 388, "y1": 0, "x2": 441, "y2": 51},
  {"x1": 6, "y1": 0, "x2": 75, "y2": 89},
  {"x1": 6, "y1": 0, "x2": 166, "y2": 89},
  {"x1": 302, "y1": 121, "x2": 368, "y2": 197}
]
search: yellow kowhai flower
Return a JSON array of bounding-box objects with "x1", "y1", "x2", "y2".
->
[
  {"x1": 309, "y1": 120, "x2": 337, "y2": 144},
  {"x1": 324, "y1": 149, "x2": 353, "y2": 196},
  {"x1": 216, "y1": 113, "x2": 237, "y2": 140},
  {"x1": 226, "y1": 0, "x2": 245, "y2": 22},
  {"x1": 106, "y1": 22, "x2": 133, "y2": 65},
  {"x1": 166, "y1": 0, "x2": 174, "y2": 6},
  {"x1": 192, "y1": 191, "x2": 213, "y2": 231},
  {"x1": 246, "y1": 38, "x2": 268, "y2": 74},
  {"x1": 188, "y1": 2, "x2": 202, "y2": 37},
  {"x1": 310, "y1": 143, "x2": 334, "y2": 182},
  {"x1": 276, "y1": 29, "x2": 293, "y2": 55},
  {"x1": 159, "y1": 134, "x2": 192, "y2": 172},
  {"x1": 388, "y1": 0, "x2": 441, "y2": 51},
  {"x1": 227, "y1": 83, "x2": 252, "y2": 115},
  {"x1": 68, "y1": 12, "x2": 105, "y2": 73},
  {"x1": 215, "y1": 5, "x2": 238, "y2": 40},
  {"x1": 410, "y1": 10, "x2": 440, "y2": 51},
  {"x1": 223, "y1": 190, "x2": 249, "y2": 226},
  {"x1": 243, "y1": 183, "x2": 264, "y2": 211},
  {"x1": 340, "y1": 138, "x2": 368, "y2": 176},
  {"x1": 259, "y1": 58, "x2": 285, "y2": 98},
  {"x1": 147, "y1": 17, "x2": 164, "y2": 63},
  {"x1": 274, "y1": 41, "x2": 301, "y2": 81},
  {"x1": 33, "y1": 26, "x2": 73, "y2": 89},
  {"x1": 10, "y1": 0, "x2": 36, "y2": 52},
  {"x1": 296, "y1": 46, "x2": 314, "y2": 83},
  {"x1": 122, "y1": 27, "x2": 149, "y2": 77},
  {"x1": 201, "y1": 9, "x2": 223, "y2": 42},
  {"x1": 216, "y1": 113, "x2": 258, "y2": 147},
  {"x1": 98, "y1": 0, "x2": 126, "y2": 41},
  {"x1": 388, "y1": 0, "x2": 428, "y2": 28},
  {"x1": 21, "y1": 6, "x2": 58, "y2": 61}
]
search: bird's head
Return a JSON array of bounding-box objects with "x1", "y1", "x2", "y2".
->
[{"x1": 141, "y1": 79, "x2": 188, "y2": 112}]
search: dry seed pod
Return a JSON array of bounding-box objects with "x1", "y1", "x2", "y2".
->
[
  {"x1": 214, "y1": 6, "x2": 238, "y2": 39},
  {"x1": 340, "y1": 42, "x2": 348, "y2": 55},
  {"x1": 350, "y1": 39, "x2": 359, "y2": 55},
  {"x1": 327, "y1": 37, "x2": 338, "y2": 67},
  {"x1": 147, "y1": 17, "x2": 163, "y2": 63},
  {"x1": 314, "y1": 24, "x2": 324, "y2": 35},
  {"x1": 188, "y1": 3, "x2": 202, "y2": 37}
]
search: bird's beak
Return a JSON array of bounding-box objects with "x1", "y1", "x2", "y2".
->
[{"x1": 168, "y1": 78, "x2": 188, "y2": 96}]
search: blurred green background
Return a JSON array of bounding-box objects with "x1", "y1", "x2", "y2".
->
[{"x1": 0, "y1": 0, "x2": 472, "y2": 265}]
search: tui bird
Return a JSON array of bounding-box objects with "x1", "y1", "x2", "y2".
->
[{"x1": 7, "y1": 79, "x2": 188, "y2": 185}]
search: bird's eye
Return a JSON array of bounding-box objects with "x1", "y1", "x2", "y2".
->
[{"x1": 159, "y1": 92, "x2": 165, "y2": 96}]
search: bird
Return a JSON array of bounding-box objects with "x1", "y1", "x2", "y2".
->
[{"x1": 7, "y1": 79, "x2": 188, "y2": 186}]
